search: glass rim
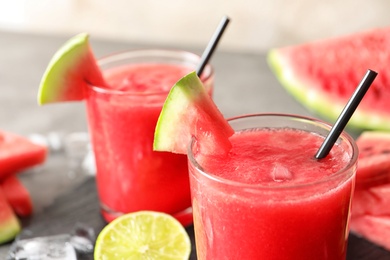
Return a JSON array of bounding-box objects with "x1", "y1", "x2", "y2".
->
[
  {"x1": 188, "y1": 113, "x2": 359, "y2": 190},
  {"x1": 87, "y1": 49, "x2": 214, "y2": 96}
]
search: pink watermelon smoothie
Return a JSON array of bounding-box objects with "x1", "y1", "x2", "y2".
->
[
  {"x1": 189, "y1": 114, "x2": 357, "y2": 260},
  {"x1": 85, "y1": 50, "x2": 213, "y2": 224}
]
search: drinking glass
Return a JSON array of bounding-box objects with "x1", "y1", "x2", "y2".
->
[
  {"x1": 86, "y1": 49, "x2": 213, "y2": 226},
  {"x1": 189, "y1": 113, "x2": 357, "y2": 259}
]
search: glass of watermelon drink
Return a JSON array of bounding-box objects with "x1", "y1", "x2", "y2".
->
[
  {"x1": 85, "y1": 50, "x2": 213, "y2": 225},
  {"x1": 188, "y1": 113, "x2": 358, "y2": 260}
]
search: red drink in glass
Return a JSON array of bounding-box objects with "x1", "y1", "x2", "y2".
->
[
  {"x1": 189, "y1": 114, "x2": 357, "y2": 259},
  {"x1": 86, "y1": 50, "x2": 213, "y2": 225}
]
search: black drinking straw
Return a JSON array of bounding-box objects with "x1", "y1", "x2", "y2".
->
[
  {"x1": 315, "y1": 69, "x2": 378, "y2": 160},
  {"x1": 196, "y1": 15, "x2": 230, "y2": 76}
]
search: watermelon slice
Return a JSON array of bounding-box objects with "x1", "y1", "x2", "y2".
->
[
  {"x1": 350, "y1": 215, "x2": 390, "y2": 251},
  {"x1": 352, "y1": 183, "x2": 390, "y2": 217},
  {"x1": 37, "y1": 33, "x2": 106, "y2": 105},
  {"x1": 350, "y1": 130, "x2": 390, "y2": 250},
  {"x1": 1, "y1": 176, "x2": 33, "y2": 217},
  {"x1": 268, "y1": 27, "x2": 390, "y2": 131},
  {"x1": 0, "y1": 188, "x2": 21, "y2": 244},
  {"x1": 0, "y1": 130, "x2": 47, "y2": 180},
  {"x1": 355, "y1": 131, "x2": 390, "y2": 188},
  {"x1": 153, "y1": 71, "x2": 234, "y2": 155}
]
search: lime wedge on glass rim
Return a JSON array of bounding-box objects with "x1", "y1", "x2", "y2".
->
[{"x1": 94, "y1": 211, "x2": 191, "y2": 259}]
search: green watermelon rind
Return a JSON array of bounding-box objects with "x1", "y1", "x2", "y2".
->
[
  {"x1": 0, "y1": 217, "x2": 21, "y2": 244},
  {"x1": 267, "y1": 49, "x2": 390, "y2": 131},
  {"x1": 0, "y1": 190, "x2": 21, "y2": 244},
  {"x1": 358, "y1": 130, "x2": 390, "y2": 141}
]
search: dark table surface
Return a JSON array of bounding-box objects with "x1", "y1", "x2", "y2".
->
[{"x1": 1, "y1": 30, "x2": 390, "y2": 259}]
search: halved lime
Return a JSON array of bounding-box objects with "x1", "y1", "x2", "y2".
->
[{"x1": 94, "y1": 211, "x2": 191, "y2": 259}]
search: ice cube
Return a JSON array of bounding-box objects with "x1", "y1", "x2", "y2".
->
[
  {"x1": 29, "y1": 132, "x2": 65, "y2": 154},
  {"x1": 63, "y1": 132, "x2": 91, "y2": 179},
  {"x1": 69, "y1": 223, "x2": 96, "y2": 254},
  {"x1": 7, "y1": 234, "x2": 77, "y2": 260},
  {"x1": 271, "y1": 163, "x2": 293, "y2": 182},
  {"x1": 82, "y1": 149, "x2": 96, "y2": 176}
]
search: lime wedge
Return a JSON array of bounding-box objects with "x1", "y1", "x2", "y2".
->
[{"x1": 94, "y1": 211, "x2": 191, "y2": 259}]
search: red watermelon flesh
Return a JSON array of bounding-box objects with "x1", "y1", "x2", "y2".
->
[
  {"x1": 0, "y1": 130, "x2": 47, "y2": 180},
  {"x1": 0, "y1": 188, "x2": 21, "y2": 244},
  {"x1": 350, "y1": 215, "x2": 390, "y2": 251},
  {"x1": 268, "y1": 27, "x2": 390, "y2": 131},
  {"x1": 356, "y1": 160, "x2": 390, "y2": 189},
  {"x1": 350, "y1": 131, "x2": 390, "y2": 250},
  {"x1": 355, "y1": 131, "x2": 390, "y2": 188},
  {"x1": 352, "y1": 183, "x2": 390, "y2": 217},
  {"x1": 1, "y1": 176, "x2": 33, "y2": 217}
]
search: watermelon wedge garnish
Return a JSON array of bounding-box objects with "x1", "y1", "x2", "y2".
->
[
  {"x1": 37, "y1": 33, "x2": 106, "y2": 105},
  {"x1": 153, "y1": 71, "x2": 234, "y2": 155},
  {"x1": 268, "y1": 27, "x2": 390, "y2": 131}
]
